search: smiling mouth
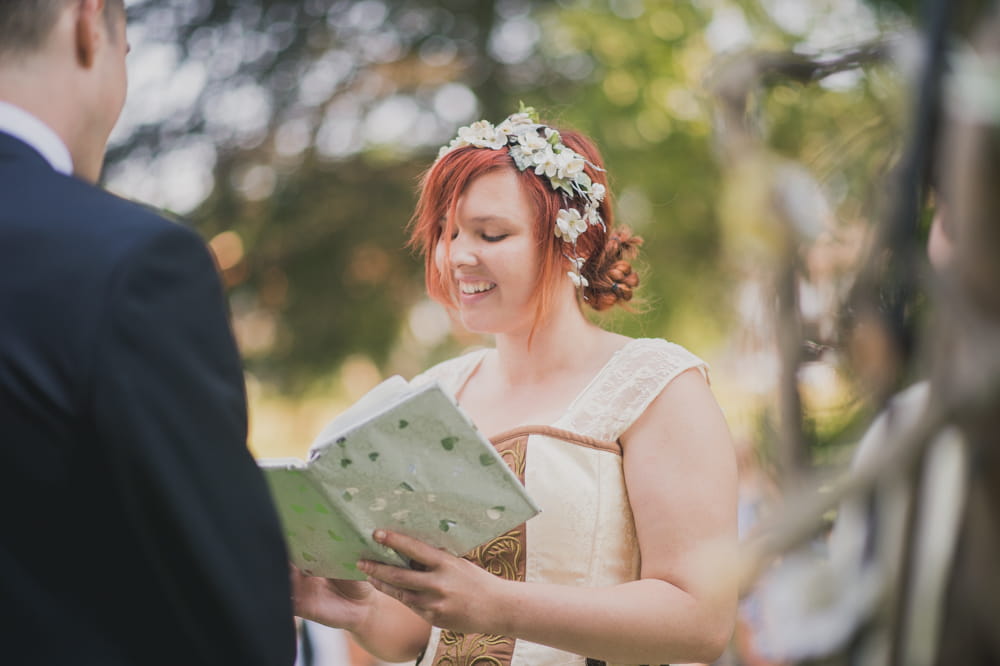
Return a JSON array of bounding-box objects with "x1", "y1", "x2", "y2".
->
[{"x1": 459, "y1": 281, "x2": 496, "y2": 295}]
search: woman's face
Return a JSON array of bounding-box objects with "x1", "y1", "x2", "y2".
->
[{"x1": 434, "y1": 167, "x2": 542, "y2": 335}]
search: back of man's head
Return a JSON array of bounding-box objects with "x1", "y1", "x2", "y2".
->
[{"x1": 0, "y1": 0, "x2": 124, "y2": 59}]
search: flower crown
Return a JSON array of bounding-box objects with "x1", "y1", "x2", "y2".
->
[{"x1": 436, "y1": 104, "x2": 606, "y2": 288}]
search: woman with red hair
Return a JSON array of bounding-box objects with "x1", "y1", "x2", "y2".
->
[{"x1": 293, "y1": 108, "x2": 738, "y2": 666}]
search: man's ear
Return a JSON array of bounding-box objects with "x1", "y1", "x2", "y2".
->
[{"x1": 74, "y1": 0, "x2": 107, "y2": 69}]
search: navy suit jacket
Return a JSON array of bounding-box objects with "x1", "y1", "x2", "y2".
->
[{"x1": 0, "y1": 131, "x2": 296, "y2": 664}]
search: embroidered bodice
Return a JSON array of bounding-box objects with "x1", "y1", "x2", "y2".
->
[{"x1": 411, "y1": 338, "x2": 708, "y2": 666}]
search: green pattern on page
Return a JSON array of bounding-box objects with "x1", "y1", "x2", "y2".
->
[
  {"x1": 440, "y1": 436, "x2": 457, "y2": 450},
  {"x1": 439, "y1": 519, "x2": 457, "y2": 532}
]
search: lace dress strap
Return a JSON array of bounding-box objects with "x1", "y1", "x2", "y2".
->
[
  {"x1": 560, "y1": 338, "x2": 709, "y2": 443},
  {"x1": 410, "y1": 348, "x2": 489, "y2": 398}
]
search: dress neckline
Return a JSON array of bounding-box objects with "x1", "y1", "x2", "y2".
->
[
  {"x1": 452, "y1": 338, "x2": 645, "y2": 430},
  {"x1": 555, "y1": 337, "x2": 643, "y2": 424}
]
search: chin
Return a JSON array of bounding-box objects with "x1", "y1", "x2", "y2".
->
[{"x1": 457, "y1": 317, "x2": 499, "y2": 335}]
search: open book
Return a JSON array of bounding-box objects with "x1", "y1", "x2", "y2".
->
[{"x1": 259, "y1": 376, "x2": 540, "y2": 580}]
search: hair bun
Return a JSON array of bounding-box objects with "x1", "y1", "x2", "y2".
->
[{"x1": 583, "y1": 227, "x2": 643, "y2": 311}]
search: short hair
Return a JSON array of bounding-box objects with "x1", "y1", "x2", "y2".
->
[
  {"x1": 409, "y1": 123, "x2": 643, "y2": 336},
  {"x1": 0, "y1": 0, "x2": 125, "y2": 58}
]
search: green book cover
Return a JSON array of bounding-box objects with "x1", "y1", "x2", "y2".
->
[{"x1": 260, "y1": 377, "x2": 540, "y2": 580}]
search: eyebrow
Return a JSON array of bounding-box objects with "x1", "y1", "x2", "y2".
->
[{"x1": 437, "y1": 215, "x2": 511, "y2": 229}]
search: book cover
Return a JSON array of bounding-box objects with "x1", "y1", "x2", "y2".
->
[{"x1": 260, "y1": 377, "x2": 540, "y2": 580}]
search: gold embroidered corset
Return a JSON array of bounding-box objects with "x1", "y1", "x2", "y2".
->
[{"x1": 412, "y1": 339, "x2": 708, "y2": 666}]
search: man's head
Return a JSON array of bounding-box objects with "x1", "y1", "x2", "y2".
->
[
  {"x1": 0, "y1": 0, "x2": 128, "y2": 182},
  {"x1": 0, "y1": 0, "x2": 125, "y2": 60}
]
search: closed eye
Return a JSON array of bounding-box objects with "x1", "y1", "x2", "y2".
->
[{"x1": 483, "y1": 233, "x2": 508, "y2": 243}]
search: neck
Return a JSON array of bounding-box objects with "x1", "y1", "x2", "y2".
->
[
  {"x1": 0, "y1": 17, "x2": 104, "y2": 183},
  {"x1": 492, "y1": 287, "x2": 606, "y2": 385},
  {"x1": 0, "y1": 57, "x2": 63, "y2": 127}
]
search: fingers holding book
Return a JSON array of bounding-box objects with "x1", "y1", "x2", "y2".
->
[
  {"x1": 289, "y1": 563, "x2": 377, "y2": 631},
  {"x1": 358, "y1": 529, "x2": 507, "y2": 635}
]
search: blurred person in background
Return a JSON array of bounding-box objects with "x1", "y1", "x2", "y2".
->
[
  {"x1": 754, "y1": 194, "x2": 964, "y2": 665},
  {"x1": 0, "y1": 1, "x2": 295, "y2": 663},
  {"x1": 292, "y1": 108, "x2": 739, "y2": 666}
]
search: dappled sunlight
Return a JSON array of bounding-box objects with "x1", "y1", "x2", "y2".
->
[{"x1": 91, "y1": 1, "x2": 1000, "y2": 661}]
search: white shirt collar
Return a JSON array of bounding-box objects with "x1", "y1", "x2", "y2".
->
[{"x1": 0, "y1": 101, "x2": 74, "y2": 175}]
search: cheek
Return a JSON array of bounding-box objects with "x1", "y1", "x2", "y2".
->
[
  {"x1": 433, "y1": 240, "x2": 455, "y2": 292},
  {"x1": 433, "y1": 240, "x2": 448, "y2": 274}
]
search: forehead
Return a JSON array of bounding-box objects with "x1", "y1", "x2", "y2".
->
[{"x1": 455, "y1": 168, "x2": 533, "y2": 220}]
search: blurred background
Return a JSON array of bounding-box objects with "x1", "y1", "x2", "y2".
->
[
  {"x1": 106, "y1": 0, "x2": 977, "y2": 663},
  {"x1": 108, "y1": 0, "x2": 919, "y2": 466}
]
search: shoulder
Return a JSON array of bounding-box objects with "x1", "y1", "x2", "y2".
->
[
  {"x1": 62, "y1": 181, "x2": 215, "y2": 285},
  {"x1": 620, "y1": 342, "x2": 730, "y2": 456},
  {"x1": 566, "y1": 337, "x2": 711, "y2": 441},
  {"x1": 65, "y1": 179, "x2": 203, "y2": 255},
  {"x1": 0, "y1": 168, "x2": 215, "y2": 303},
  {"x1": 618, "y1": 337, "x2": 710, "y2": 385},
  {"x1": 4, "y1": 167, "x2": 208, "y2": 265},
  {"x1": 411, "y1": 348, "x2": 490, "y2": 395}
]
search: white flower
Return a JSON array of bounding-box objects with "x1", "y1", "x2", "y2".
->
[
  {"x1": 508, "y1": 145, "x2": 532, "y2": 172},
  {"x1": 570, "y1": 256, "x2": 586, "y2": 271},
  {"x1": 533, "y1": 148, "x2": 560, "y2": 179},
  {"x1": 555, "y1": 151, "x2": 586, "y2": 180},
  {"x1": 554, "y1": 208, "x2": 587, "y2": 243},
  {"x1": 437, "y1": 137, "x2": 467, "y2": 159},
  {"x1": 436, "y1": 110, "x2": 614, "y2": 248},
  {"x1": 495, "y1": 119, "x2": 515, "y2": 137},
  {"x1": 457, "y1": 120, "x2": 506, "y2": 149},
  {"x1": 567, "y1": 271, "x2": 589, "y2": 288},
  {"x1": 497, "y1": 113, "x2": 535, "y2": 136},
  {"x1": 516, "y1": 131, "x2": 549, "y2": 157},
  {"x1": 584, "y1": 201, "x2": 603, "y2": 227}
]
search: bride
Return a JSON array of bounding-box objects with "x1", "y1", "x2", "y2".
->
[{"x1": 292, "y1": 107, "x2": 738, "y2": 666}]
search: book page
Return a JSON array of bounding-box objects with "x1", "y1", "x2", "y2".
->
[
  {"x1": 308, "y1": 383, "x2": 539, "y2": 559},
  {"x1": 261, "y1": 463, "x2": 405, "y2": 579},
  {"x1": 261, "y1": 381, "x2": 539, "y2": 578},
  {"x1": 308, "y1": 375, "x2": 411, "y2": 455}
]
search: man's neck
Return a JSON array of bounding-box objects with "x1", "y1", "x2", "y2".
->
[{"x1": 0, "y1": 99, "x2": 73, "y2": 174}]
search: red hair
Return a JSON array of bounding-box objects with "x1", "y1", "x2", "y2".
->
[{"x1": 408, "y1": 124, "x2": 639, "y2": 333}]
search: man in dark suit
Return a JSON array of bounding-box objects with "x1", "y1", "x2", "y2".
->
[{"x1": 0, "y1": 1, "x2": 296, "y2": 663}]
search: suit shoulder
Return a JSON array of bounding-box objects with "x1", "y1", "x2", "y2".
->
[
  {"x1": 66, "y1": 176, "x2": 195, "y2": 240},
  {"x1": 43, "y1": 175, "x2": 208, "y2": 261}
]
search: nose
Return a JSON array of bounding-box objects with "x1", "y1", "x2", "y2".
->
[{"x1": 448, "y1": 230, "x2": 479, "y2": 268}]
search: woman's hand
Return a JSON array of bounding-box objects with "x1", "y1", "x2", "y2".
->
[
  {"x1": 290, "y1": 565, "x2": 377, "y2": 631},
  {"x1": 359, "y1": 529, "x2": 507, "y2": 636}
]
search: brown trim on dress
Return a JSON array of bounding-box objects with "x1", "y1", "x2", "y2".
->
[
  {"x1": 430, "y1": 437, "x2": 529, "y2": 666},
  {"x1": 489, "y1": 425, "x2": 621, "y2": 456}
]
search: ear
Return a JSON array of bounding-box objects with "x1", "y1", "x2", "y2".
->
[{"x1": 74, "y1": 0, "x2": 107, "y2": 69}]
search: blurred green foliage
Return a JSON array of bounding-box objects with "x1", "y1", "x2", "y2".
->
[{"x1": 110, "y1": 0, "x2": 912, "y2": 414}]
